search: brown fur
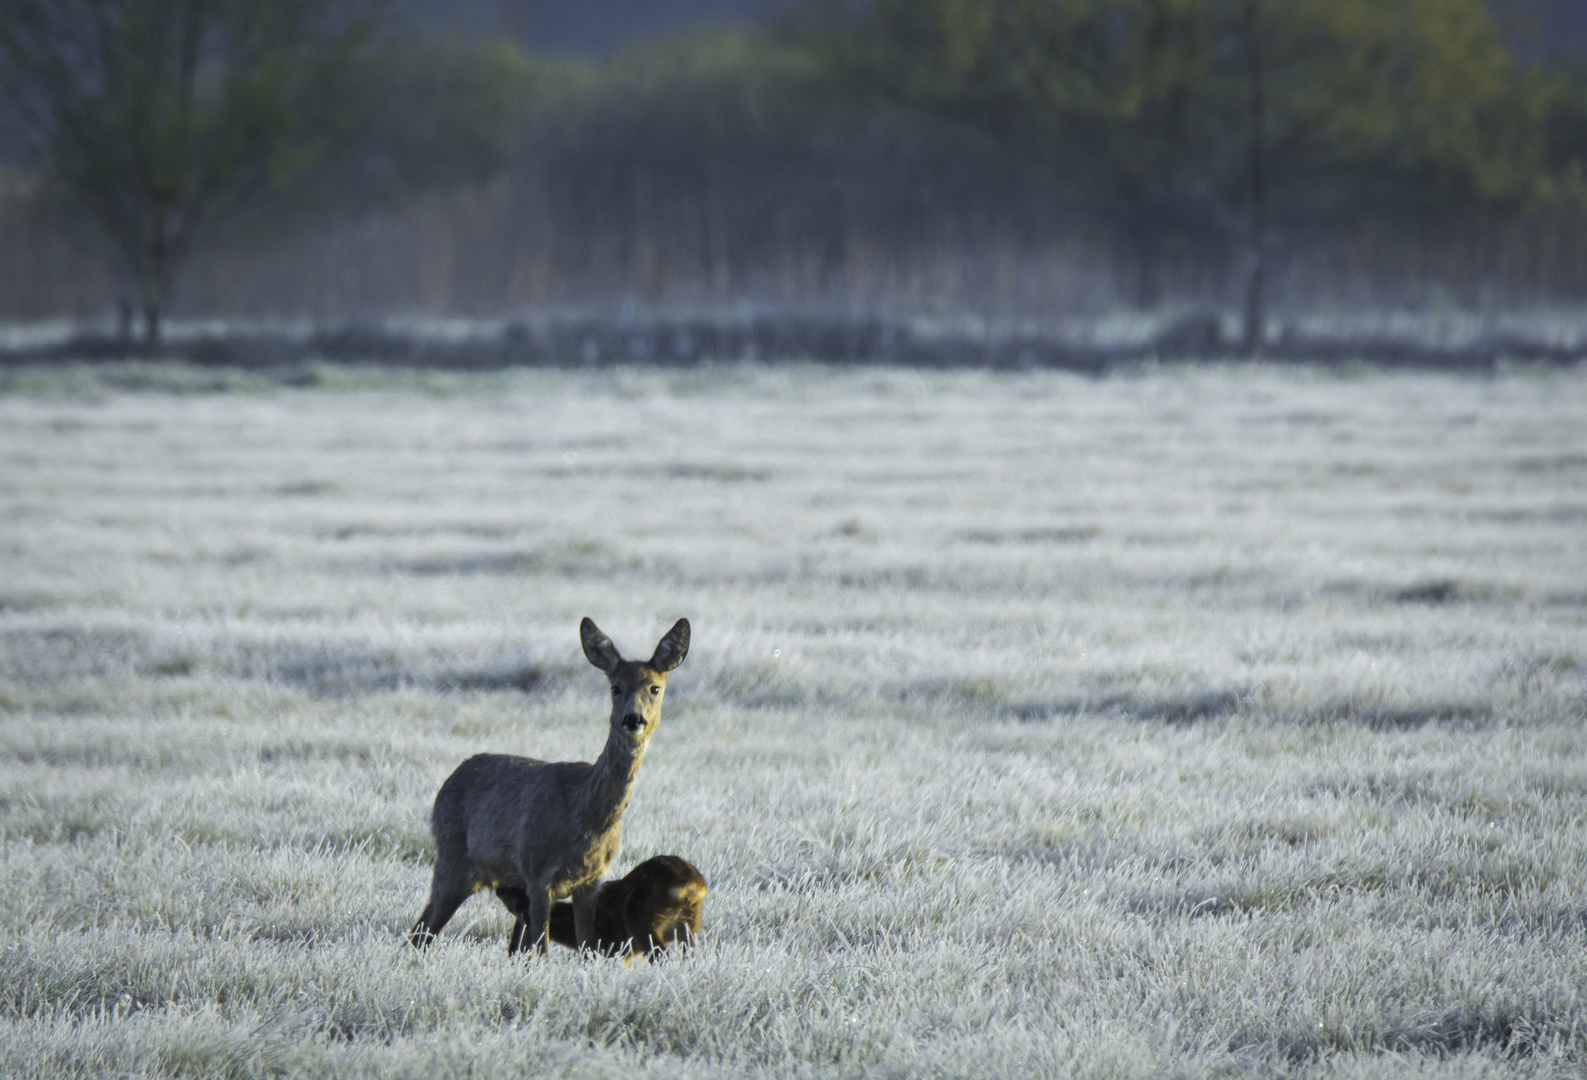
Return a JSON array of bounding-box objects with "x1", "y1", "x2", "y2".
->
[
  {"x1": 409, "y1": 618, "x2": 690, "y2": 955},
  {"x1": 500, "y1": 855, "x2": 707, "y2": 961}
]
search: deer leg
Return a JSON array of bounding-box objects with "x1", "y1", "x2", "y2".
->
[
  {"x1": 622, "y1": 931, "x2": 653, "y2": 966},
  {"x1": 524, "y1": 889, "x2": 553, "y2": 956},
  {"x1": 570, "y1": 884, "x2": 599, "y2": 952},
  {"x1": 496, "y1": 886, "x2": 531, "y2": 954},
  {"x1": 409, "y1": 882, "x2": 471, "y2": 949}
]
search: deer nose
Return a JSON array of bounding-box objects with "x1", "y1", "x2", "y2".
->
[{"x1": 621, "y1": 713, "x2": 644, "y2": 733}]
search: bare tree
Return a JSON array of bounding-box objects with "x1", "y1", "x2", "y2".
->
[
  {"x1": 0, "y1": 0, "x2": 377, "y2": 347},
  {"x1": 1238, "y1": 0, "x2": 1268, "y2": 355}
]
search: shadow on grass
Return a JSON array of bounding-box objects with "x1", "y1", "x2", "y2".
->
[
  {"x1": 265, "y1": 653, "x2": 574, "y2": 697},
  {"x1": 1006, "y1": 689, "x2": 1245, "y2": 725},
  {"x1": 0, "y1": 626, "x2": 576, "y2": 699},
  {"x1": 1259, "y1": 998, "x2": 1579, "y2": 1062},
  {"x1": 1322, "y1": 577, "x2": 1524, "y2": 605},
  {"x1": 1007, "y1": 689, "x2": 1491, "y2": 730}
]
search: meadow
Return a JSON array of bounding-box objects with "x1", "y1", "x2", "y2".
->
[{"x1": 0, "y1": 359, "x2": 1584, "y2": 1078}]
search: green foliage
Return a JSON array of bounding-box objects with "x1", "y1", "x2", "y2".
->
[
  {"x1": 1538, "y1": 55, "x2": 1587, "y2": 205},
  {"x1": 346, "y1": 34, "x2": 540, "y2": 196},
  {"x1": 7, "y1": 0, "x2": 1587, "y2": 321},
  {"x1": 788, "y1": 0, "x2": 1573, "y2": 303},
  {"x1": 511, "y1": 29, "x2": 1041, "y2": 300},
  {"x1": 1283, "y1": 0, "x2": 1551, "y2": 210}
]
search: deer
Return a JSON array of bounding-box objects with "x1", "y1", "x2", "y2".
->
[
  {"x1": 409, "y1": 617, "x2": 690, "y2": 955},
  {"x1": 496, "y1": 854, "x2": 708, "y2": 962}
]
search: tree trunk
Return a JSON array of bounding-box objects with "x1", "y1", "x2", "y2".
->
[
  {"x1": 1131, "y1": 226, "x2": 1163, "y2": 310},
  {"x1": 1243, "y1": 252, "x2": 1265, "y2": 355},
  {"x1": 141, "y1": 299, "x2": 163, "y2": 352},
  {"x1": 138, "y1": 220, "x2": 172, "y2": 352},
  {"x1": 140, "y1": 263, "x2": 166, "y2": 351},
  {"x1": 1241, "y1": 0, "x2": 1268, "y2": 357}
]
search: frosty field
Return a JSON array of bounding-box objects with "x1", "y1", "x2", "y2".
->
[{"x1": 1, "y1": 361, "x2": 1585, "y2": 1078}]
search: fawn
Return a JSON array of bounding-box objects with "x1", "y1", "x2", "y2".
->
[
  {"x1": 410, "y1": 617, "x2": 690, "y2": 955},
  {"x1": 498, "y1": 854, "x2": 708, "y2": 961}
]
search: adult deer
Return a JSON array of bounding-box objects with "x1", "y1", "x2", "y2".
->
[{"x1": 410, "y1": 617, "x2": 690, "y2": 955}]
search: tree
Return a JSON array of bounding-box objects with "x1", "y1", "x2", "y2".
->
[
  {"x1": 1002, "y1": 0, "x2": 1215, "y2": 309},
  {"x1": 1287, "y1": 0, "x2": 1547, "y2": 206},
  {"x1": 1243, "y1": 0, "x2": 1545, "y2": 341},
  {"x1": 1540, "y1": 57, "x2": 1587, "y2": 204},
  {"x1": 791, "y1": 0, "x2": 1551, "y2": 327},
  {"x1": 790, "y1": 0, "x2": 1225, "y2": 307},
  {"x1": 343, "y1": 34, "x2": 538, "y2": 199},
  {"x1": 0, "y1": 0, "x2": 379, "y2": 347}
]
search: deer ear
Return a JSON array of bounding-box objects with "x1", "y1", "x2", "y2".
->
[
  {"x1": 580, "y1": 618, "x2": 623, "y2": 673},
  {"x1": 648, "y1": 618, "x2": 690, "y2": 673}
]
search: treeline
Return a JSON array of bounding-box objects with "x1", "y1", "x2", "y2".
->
[
  {"x1": 2, "y1": 0, "x2": 1586, "y2": 340},
  {"x1": 793, "y1": 0, "x2": 1587, "y2": 347}
]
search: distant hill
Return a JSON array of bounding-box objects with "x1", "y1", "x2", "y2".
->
[{"x1": 395, "y1": 0, "x2": 1587, "y2": 58}]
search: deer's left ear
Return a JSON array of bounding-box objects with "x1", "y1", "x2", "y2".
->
[{"x1": 649, "y1": 619, "x2": 690, "y2": 673}]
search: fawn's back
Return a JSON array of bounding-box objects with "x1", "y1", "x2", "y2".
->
[{"x1": 546, "y1": 854, "x2": 708, "y2": 959}]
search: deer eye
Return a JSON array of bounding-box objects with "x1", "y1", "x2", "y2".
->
[
  {"x1": 611, "y1": 685, "x2": 621, "y2": 695},
  {"x1": 649, "y1": 685, "x2": 661, "y2": 695}
]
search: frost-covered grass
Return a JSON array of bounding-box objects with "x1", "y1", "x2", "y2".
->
[{"x1": 1, "y1": 362, "x2": 1585, "y2": 1078}]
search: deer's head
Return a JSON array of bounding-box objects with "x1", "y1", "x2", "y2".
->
[{"x1": 581, "y1": 617, "x2": 690, "y2": 744}]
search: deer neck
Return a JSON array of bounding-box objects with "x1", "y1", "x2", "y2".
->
[{"x1": 583, "y1": 729, "x2": 648, "y2": 835}]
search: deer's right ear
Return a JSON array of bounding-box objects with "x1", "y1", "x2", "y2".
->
[{"x1": 581, "y1": 618, "x2": 623, "y2": 673}]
